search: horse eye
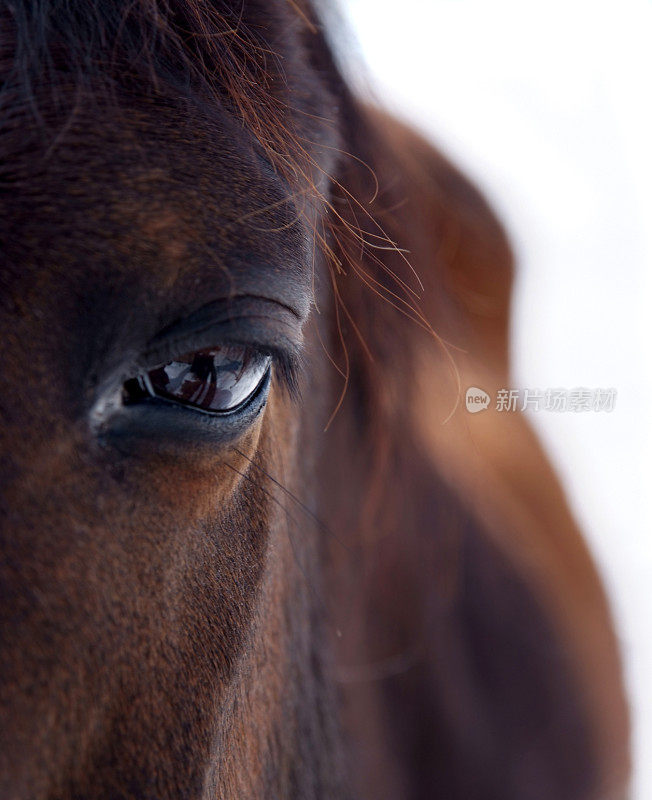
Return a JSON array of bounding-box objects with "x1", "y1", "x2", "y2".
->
[{"x1": 123, "y1": 345, "x2": 271, "y2": 414}]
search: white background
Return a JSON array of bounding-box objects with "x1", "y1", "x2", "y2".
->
[{"x1": 342, "y1": 1, "x2": 652, "y2": 796}]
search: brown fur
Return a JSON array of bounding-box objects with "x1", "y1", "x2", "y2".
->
[{"x1": 0, "y1": 2, "x2": 628, "y2": 798}]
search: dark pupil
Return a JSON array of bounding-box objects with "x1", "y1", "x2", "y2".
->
[{"x1": 189, "y1": 353, "x2": 214, "y2": 381}]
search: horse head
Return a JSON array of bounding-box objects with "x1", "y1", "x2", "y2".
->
[{"x1": 0, "y1": 2, "x2": 629, "y2": 798}]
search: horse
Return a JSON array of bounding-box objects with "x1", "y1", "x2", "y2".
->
[{"x1": 0, "y1": 2, "x2": 629, "y2": 798}]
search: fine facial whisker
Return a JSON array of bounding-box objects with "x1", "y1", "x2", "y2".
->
[{"x1": 232, "y1": 446, "x2": 351, "y2": 553}]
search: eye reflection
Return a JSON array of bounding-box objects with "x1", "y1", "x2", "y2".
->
[{"x1": 123, "y1": 345, "x2": 271, "y2": 413}]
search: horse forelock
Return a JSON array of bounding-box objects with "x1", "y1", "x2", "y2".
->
[{"x1": 0, "y1": 1, "x2": 334, "y2": 178}]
